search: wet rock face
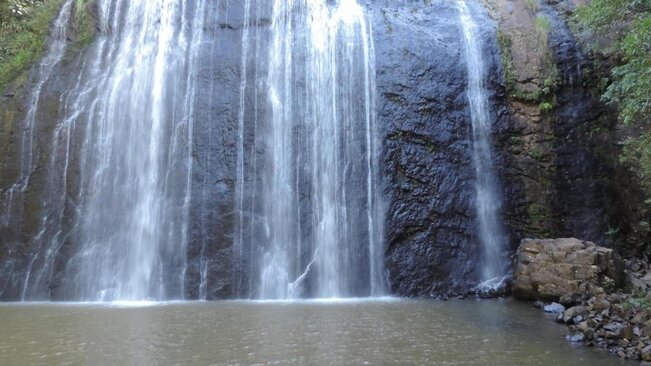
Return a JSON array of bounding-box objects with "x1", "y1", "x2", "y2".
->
[
  {"x1": 183, "y1": 1, "x2": 244, "y2": 300},
  {"x1": 492, "y1": 0, "x2": 623, "y2": 246},
  {"x1": 365, "y1": 0, "x2": 504, "y2": 296},
  {"x1": 3, "y1": 0, "x2": 626, "y2": 299},
  {"x1": 1, "y1": 0, "x2": 504, "y2": 299},
  {"x1": 513, "y1": 238, "x2": 624, "y2": 301}
]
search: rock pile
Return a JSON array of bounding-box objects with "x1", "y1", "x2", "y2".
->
[
  {"x1": 511, "y1": 238, "x2": 651, "y2": 359},
  {"x1": 546, "y1": 289, "x2": 651, "y2": 361}
]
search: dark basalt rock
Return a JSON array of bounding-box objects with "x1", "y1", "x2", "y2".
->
[{"x1": 364, "y1": 0, "x2": 506, "y2": 296}]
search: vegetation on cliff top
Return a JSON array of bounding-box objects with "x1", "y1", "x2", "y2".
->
[
  {"x1": 577, "y1": 0, "x2": 651, "y2": 194},
  {"x1": 0, "y1": 0, "x2": 64, "y2": 90},
  {"x1": 0, "y1": 0, "x2": 95, "y2": 91}
]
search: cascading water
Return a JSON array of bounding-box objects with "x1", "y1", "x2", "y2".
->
[
  {"x1": 10, "y1": 0, "x2": 207, "y2": 301},
  {"x1": 234, "y1": 0, "x2": 385, "y2": 299},
  {"x1": 1, "y1": 0, "x2": 74, "y2": 229},
  {"x1": 458, "y1": 0, "x2": 508, "y2": 288}
]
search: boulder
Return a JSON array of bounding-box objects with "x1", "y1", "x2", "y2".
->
[
  {"x1": 642, "y1": 344, "x2": 651, "y2": 362},
  {"x1": 544, "y1": 302, "x2": 566, "y2": 314},
  {"x1": 512, "y1": 238, "x2": 624, "y2": 301},
  {"x1": 566, "y1": 333, "x2": 585, "y2": 343},
  {"x1": 589, "y1": 295, "x2": 611, "y2": 312},
  {"x1": 563, "y1": 305, "x2": 588, "y2": 324}
]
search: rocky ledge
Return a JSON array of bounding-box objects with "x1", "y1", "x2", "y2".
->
[{"x1": 511, "y1": 238, "x2": 651, "y2": 361}]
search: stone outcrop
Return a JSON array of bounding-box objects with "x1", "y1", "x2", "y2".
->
[
  {"x1": 513, "y1": 238, "x2": 624, "y2": 300},
  {"x1": 487, "y1": 0, "x2": 623, "y2": 246},
  {"x1": 370, "y1": 0, "x2": 501, "y2": 297}
]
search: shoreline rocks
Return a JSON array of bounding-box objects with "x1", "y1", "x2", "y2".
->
[
  {"x1": 514, "y1": 238, "x2": 651, "y2": 361},
  {"x1": 550, "y1": 289, "x2": 651, "y2": 361}
]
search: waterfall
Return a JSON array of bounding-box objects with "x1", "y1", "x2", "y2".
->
[
  {"x1": 458, "y1": 0, "x2": 507, "y2": 287},
  {"x1": 235, "y1": 0, "x2": 385, "y2": 299},
  {"x1": 14, "y1": 0, "x2": 207, "y2": 301},
  {"x1": 2, "y1": 0, "x2": 383, "y2": 301}
]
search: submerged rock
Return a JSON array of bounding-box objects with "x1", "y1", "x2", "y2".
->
[{"x1": 512, "y1": 238, "x2": 624, "y2": 301}]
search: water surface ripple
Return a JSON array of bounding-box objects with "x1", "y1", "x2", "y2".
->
[{"x1": 0, "y1": 299, "x2": 624, "y2": 365}]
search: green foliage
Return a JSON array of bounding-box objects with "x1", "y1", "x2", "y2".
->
[
  {"x1": 72, "y1": 0, "x2": 95, "y2": 49},
  {"x1": 539, "y1": 101, "x2": 554, "y2": 114},
  {"x1": 541, "y1": 76, "x2": 556, "y2": 95},
  {"x1": 0, "y1": 0, "x2": 96, "y2": 90},
  {"x1": 577, "y1": 0, "x2": 651, "y2": 199},
  {"x1": 603, "y1": 19, "x2": 651, "y2": 125},
  {"x1": 535, "y1": 15, "x2": 551, "y2": 33},
  {"x1": 576, "y1": 0, "x2": 651, "y2": 125},
  {"x1": 621, "y1": 133, "x2": 651, "y2": 194},
  {"x1": 624, "y1": 295, "x2": 651, "y2": 312},
  {"x1": 524, "y1": 0, "x2": 539, "y2": 13},
  {"x1": 497, "y1": 30, "x2": 515, "y2": 91},
  {"x1": 0, "y1": 0, "x2": 64, "y2": 90},
  {"x1": 528, "y1": 201, "x2": 552, "y2": 236}
]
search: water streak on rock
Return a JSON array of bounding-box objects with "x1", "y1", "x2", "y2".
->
[{"x1": 458, "y1": 0, "x2": 507, "y2": 285}]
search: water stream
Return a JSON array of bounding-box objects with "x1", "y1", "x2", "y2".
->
[
  {"x1": 13, "y1": 0, "x2": 208, "y2": 301},
  {"x1": 458, "y1": 0, "x2": 508, "y2": 286},
  {"x1": 1, "y1": 0, "x2": 74, "y2": 232},
  {"x1": 235, "y1": 0, "x2": 385, "y2": 299}
]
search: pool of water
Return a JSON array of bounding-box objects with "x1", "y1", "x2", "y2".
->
[{"x1": 0, "y1": 298, "x2": 624, "y2": 365}]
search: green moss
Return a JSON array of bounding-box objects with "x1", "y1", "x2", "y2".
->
[
  {"x1": 621, "y1": 133, "x2": 651, "y2": 195},
  {"x1": 498, "y1": 19, "x2": 559, "y2": 107},
  {"x1": 624, "y1": 295, "x2": 651, "y2": 312},
  {"x1": 541, "y1": 75, "x2": 557, "y2": 95},
  {"x1": 528, "y1": 201, "x2": 552, "y2": 236},
  {"x1": 535, "y1": 15, "x2": 551, "y2": 33},
  {"x1": 497, "y1": 30, "x2": 515, "y2": 92},
  {"x1": 524, "y1": 0, "x2": 539, "y2": 13},
  {"x1": 539, "y1": 101, "x2": 554, "y2": 114},
  {"x1": 528, "y1": 146, "x2": 544, "y2": 161},
  {"x1": 71, "y1": 0, "x2": 95, "y2": 49},
  {"x1": 510, "y1": 135, "x2": 522, "y2": 145},
  {"x1": 512, "y1": 89, "x2": 542, "y2": 102},
  {"x1": 0, "y1": 0, "x2": 65, "y2": 91}
]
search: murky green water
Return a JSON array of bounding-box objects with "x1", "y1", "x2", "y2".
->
[{"x1": 0, "y1": 298, "x2": 624, "y2": 365}]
